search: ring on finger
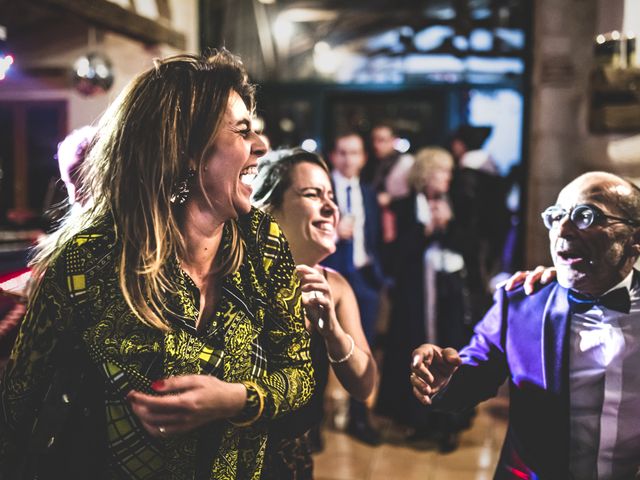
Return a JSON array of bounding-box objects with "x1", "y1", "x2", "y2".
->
[{"x1": 158, "y1": 425, "x2": 167, "y2": 435}]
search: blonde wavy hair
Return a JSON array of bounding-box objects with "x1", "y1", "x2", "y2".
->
[
  {"x1": 407, "y1": 147, "x2": 454, "y2": 192},
  {"x1": 30, "y1": 50, "x2": 255, "y2": 331}
]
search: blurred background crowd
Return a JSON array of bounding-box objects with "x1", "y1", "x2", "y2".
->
[{"x1": 1, "y1": 0, "x2": 640, "y2": 477}]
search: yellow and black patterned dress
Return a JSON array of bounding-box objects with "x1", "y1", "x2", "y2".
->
[{"x1": 0, "y1": 208, "x2": 314, "y2": 479}]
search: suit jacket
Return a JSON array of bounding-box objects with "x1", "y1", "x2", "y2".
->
[
  {"x1": 323, "y1": 181, "x2": 384, "y2": 286},
  {"x1": 434, "y1": 279, "x2": 574, "y2": 479}
]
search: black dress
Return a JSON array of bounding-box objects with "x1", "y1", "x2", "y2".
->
[
  {"x1": 375, "y1": 194, "x2": 471, "y2": 431},
  {"x1": 448, "y1": 167, "x2": 510, "y2": 324},
  {"x1": 262, "y1": 268, "x2": 331, "y2": 480}
]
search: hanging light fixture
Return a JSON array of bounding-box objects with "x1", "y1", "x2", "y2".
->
[
  {"x1": 0, "y1": 25, "x2": 14, "y2": 81},
  {"x1": 72, "y1": 27, "x2": 114, "y2": 96}
]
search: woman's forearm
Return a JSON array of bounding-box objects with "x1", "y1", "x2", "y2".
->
[{"x1": 324, "y1": 329, "x2": 377, "y2": 401}]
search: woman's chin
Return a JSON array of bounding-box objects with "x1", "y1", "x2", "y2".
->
[
  {"x1": 234, "y1": 199, "x2": 252, "y2": 216},
  {"x1": 316, "y1": 242, "x2": 336, "y2": 259}
]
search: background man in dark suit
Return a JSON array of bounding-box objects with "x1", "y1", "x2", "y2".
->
[
  {"x1": 323, "y1": 132, "x2": 385, "y2": 445},
  {"x1": 410, "y1": 171, "x2": 640, "y2": 479}
]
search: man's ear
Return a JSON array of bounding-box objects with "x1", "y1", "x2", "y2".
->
[{"x1": 630, "y1": 228, "x2": 640, "y2": 257}]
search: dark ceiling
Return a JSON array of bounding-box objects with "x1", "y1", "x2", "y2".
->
[
  {"x1": 0, "y1": 0, "x2": 531, "y2": 81},
  {"x1": 200, "y1": 0, "x2": 531, "y2": 80},
  {"x1": 277, "y1": 0, "x2": 526, "y2": 52},
  {"x1": 0, "y1": 0, "x2": 186, "y2": 56}
]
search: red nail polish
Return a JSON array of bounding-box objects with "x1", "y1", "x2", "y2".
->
[{"x1": 151, "y1": 380, "x2": 165, "y2": 391}]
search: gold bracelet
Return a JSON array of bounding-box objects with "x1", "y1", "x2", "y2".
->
[
  {"x1": 327, "y1": 333, "x2": 355, "y2": 364},
  {"x1": 229, "y1": 380, "x2": 265, "y2": 427}
]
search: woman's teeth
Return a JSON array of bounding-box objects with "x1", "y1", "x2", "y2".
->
[
  {"x1": 240, "y1": 167, "x2": 257, "y2": 185},
  {"x1": 316, "y1": 222, "x2": 334, "y2": 233},
  {"x1": 241, "y1": 174, "x2": 256, "y2": 186}
]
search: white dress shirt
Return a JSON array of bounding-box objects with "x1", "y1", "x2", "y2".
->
[
  {"x1": 332, "y1": 171, "x2": 370, "y2": 269},
  {"x1": 569, "y1": 271, "x2": 640, "y2": 480}
]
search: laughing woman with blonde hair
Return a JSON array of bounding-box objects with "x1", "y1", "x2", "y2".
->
[{"x1": 0, "y1": 51, "x2": 314, "y2": 480}]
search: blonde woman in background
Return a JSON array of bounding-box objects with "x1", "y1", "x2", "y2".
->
[{"x1": 376, "y1": 147, "x2": 472, "y2": 452}]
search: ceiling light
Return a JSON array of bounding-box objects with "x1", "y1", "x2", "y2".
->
[
  {"x1": 0, "y1": 25, "x2": 14, "y2": 82},
  {"x1": 72, "y1": 52, "x2": 114, "y2": 96},
  {"x1": 314, "y1": 42, "x2": 343, "y2": 75},
  {"x1": 274, "y1": 15, "x2": 295, "y2": 41},
  {"x1": 252, "y1": 116, "x2": 265, "y2": 133},
  {"x1": 452, "y1": 35, "x2": 469, "y2": 50},
  {"x1": 279, "y1": 118, "x2": 295, "y2": 133},
  {"x1": 301, "y1": 139, "x2": 318, "y2": 152},
  {"x1": 280, "y1": 8, "x2": 338, "y2": 22},
  {"x1": 394, "y1": 138, "x2": 410, "y2": 153},
  {"x1": 470, "y1": 29, "x2": 493, "y2": 51},
  {"x1": 0, "y1": 55, "x2": 13, "y2": 81}
]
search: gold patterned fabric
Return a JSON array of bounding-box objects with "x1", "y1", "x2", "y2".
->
[{"x1": 0, "y1": 208, "x2": 314, "y2": 479}]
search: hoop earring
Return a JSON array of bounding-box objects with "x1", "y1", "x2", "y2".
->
[{"x1": 170, "y1": 168, "x2": 195, "y2": 204}]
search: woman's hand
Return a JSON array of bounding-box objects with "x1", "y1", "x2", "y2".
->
[
  {"x1": 502, "y1": 266, "x2": 556, "y2": 295},
  {"x1": 126, "y1": 375, "x2": 246, "y2": 438},
  {"x1": 296, "y1": 264, "x2": 340, "y2": 336}
]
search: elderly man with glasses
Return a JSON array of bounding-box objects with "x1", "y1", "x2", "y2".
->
[{"x1": 410, "y1": 171, "x2": 640, "y2": 479}]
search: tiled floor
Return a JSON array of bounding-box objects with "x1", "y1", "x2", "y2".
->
[{"x1": 313, "y1": 379, "x2": 509, "y2": 480}]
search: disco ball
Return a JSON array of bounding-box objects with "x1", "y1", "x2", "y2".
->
[{"x1": 72, "y1": 52, "x2": 114, "y2": 96}]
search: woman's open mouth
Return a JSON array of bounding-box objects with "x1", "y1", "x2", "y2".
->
[
  {"x1": 312, "y1": 220, "x2": 335, "y2": 235},
  {"x1": 240, "y1": 166, "x2": 257, "y2": 186}
]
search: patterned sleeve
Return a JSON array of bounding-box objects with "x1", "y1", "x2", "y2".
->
[
  {"x1": 0, "y1": 257, "x2": 74, "y2": 477},
  {"x1": 245, "y1": 213, "x2": 315, "y2": 422}
]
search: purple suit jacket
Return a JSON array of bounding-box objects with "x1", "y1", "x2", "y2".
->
[{"x1": 434, "y1": 281, "x2": 572, "y2": 479}]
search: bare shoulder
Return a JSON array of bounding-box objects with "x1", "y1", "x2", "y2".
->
[{"x1": 321, "y1": 266, "x2": 354, "y2": 301}]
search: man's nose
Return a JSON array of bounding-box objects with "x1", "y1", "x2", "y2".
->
[{"x1": 556, "y1": 214, "x2": 577, "y2": 238}]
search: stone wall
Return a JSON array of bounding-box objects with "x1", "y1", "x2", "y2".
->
[{"x1": 525, "y1": 0, "x2": 640, "y2": 267}]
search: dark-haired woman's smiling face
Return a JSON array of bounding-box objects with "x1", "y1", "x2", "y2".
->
[{"x1": 274, "y1": 162, "x2": 339, "y2": 262}]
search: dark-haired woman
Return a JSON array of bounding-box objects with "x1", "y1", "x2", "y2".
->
[{"x1": 253, "y1": 148, "x2": 377, "y2": 479}]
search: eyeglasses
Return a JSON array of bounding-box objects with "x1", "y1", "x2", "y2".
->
[{"x1": 541, "y1": 203, "x2": 640, "y2": 230}]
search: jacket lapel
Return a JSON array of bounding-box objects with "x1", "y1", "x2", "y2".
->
[{"x1": 542, "y1": 284, "x2": 570, "y2": 394}]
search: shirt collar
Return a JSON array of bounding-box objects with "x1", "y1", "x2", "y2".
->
[
  {"x1": 332, "y1": 170, "x2": 359, "y2": 188},
  {"x1": 602, "y1": 270, "x2": 634, "y2": 296}
]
